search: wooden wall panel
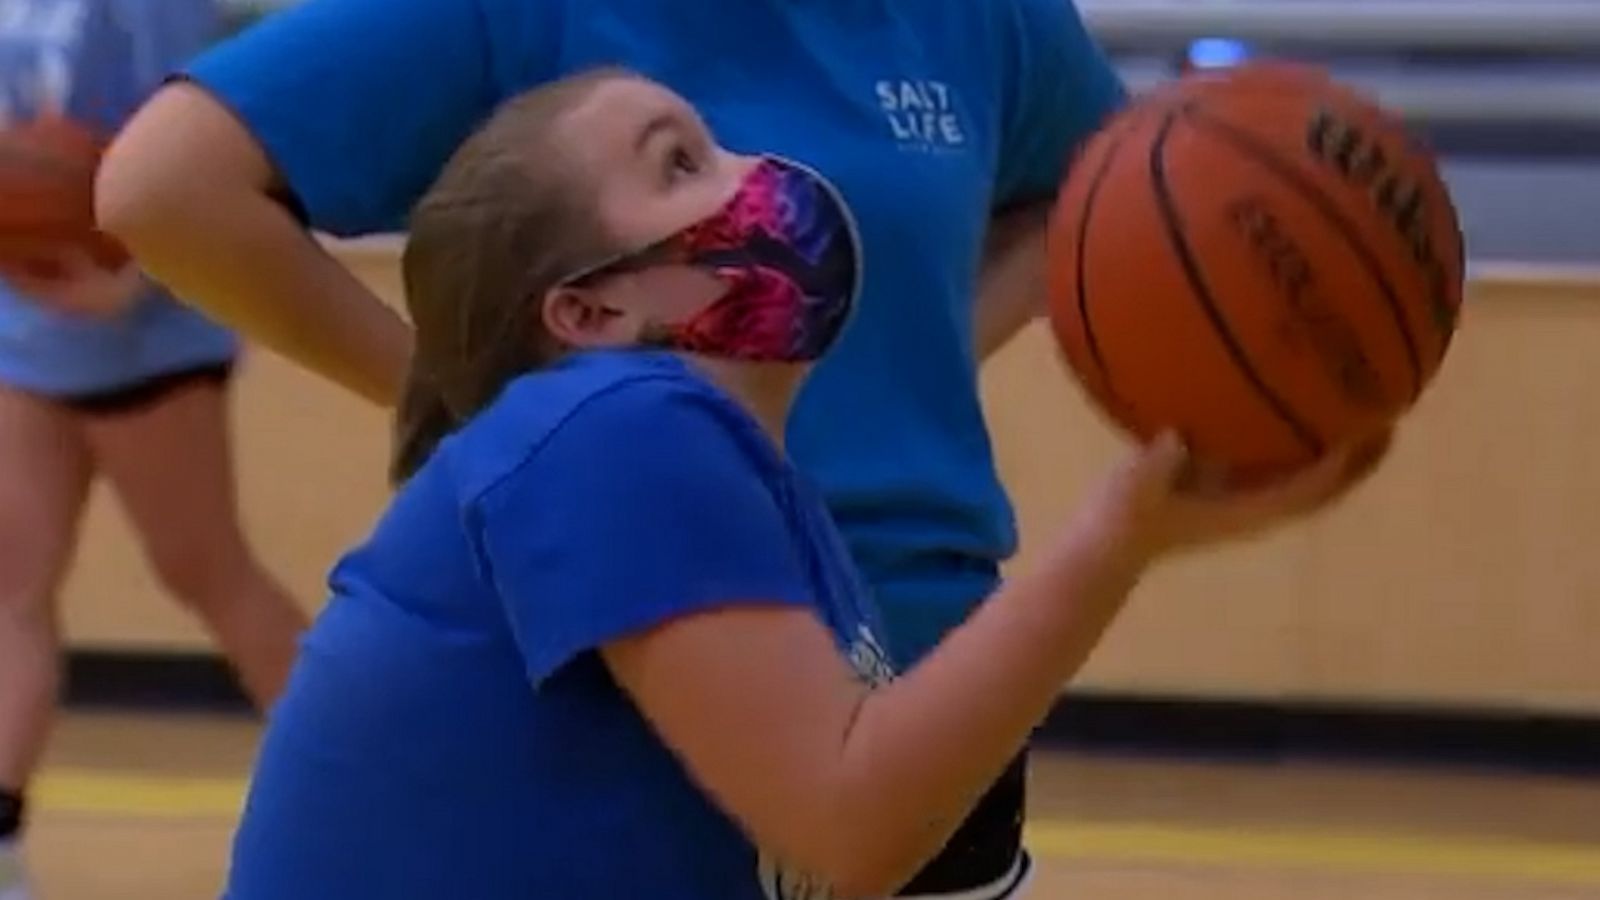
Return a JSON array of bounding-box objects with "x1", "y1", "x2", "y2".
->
[{"x1": 63, "y1": 248, "x2": 1600, "y2": 713}]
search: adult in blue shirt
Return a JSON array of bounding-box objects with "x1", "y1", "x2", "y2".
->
[
  {"x1": 219, "y1": 70, "x2": 1375, "y2": 900},
  {"x1": 96, "y1": 0, "x2": 1125, "y2": 892},
  {"x1": 0, "y1": 4, "x2": 306, "y2": 896}
]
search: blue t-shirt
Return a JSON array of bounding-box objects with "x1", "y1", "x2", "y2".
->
[
  {"x1": 225, "y1": 351, "x2": 895, "y2": 899},
  {"x1": 186, "y1": 0, "x2": 1125, "y2": 661},
  {"x1": 0, "y1": 0, "x2": 236, "y2": 397}
]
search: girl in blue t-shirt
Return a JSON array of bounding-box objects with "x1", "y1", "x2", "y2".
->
[
  {"x1": 221, "y1": 70, "x2": 1383, "y2": 900},
  {"x1": 0, "y1": 5, "x2": 305, "y2": 894},
  {"x1": 98, "y1": 0, "x2": 1135, "y2": 889}
]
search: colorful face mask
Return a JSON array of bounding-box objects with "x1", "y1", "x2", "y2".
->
[{"x1": 572, "y1": 155, "x2": 861, "y2": 363}]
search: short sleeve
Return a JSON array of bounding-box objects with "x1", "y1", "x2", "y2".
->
[
  {"x1": 472, "y1": 383, "x2": 815, "y2": 687},
  {"x1": 181, "y1": 0, "x2": 501, "y2": 235},
  {"x1": 993, "y1": 0, "x2": 1128, "y2": 209}
]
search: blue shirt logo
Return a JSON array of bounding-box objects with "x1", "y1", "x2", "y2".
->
[{"x1": 874, "y1": 78, "x2": 967, "y2": 153}]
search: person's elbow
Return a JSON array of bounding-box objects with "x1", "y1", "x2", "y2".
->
[
  {"x1": 834, "y1": 824, "x2": 951, "y2": 899},
  {"x1": 95, "y1": 155, "x2": 180, "y2": 259},
  {"x1": 821, "y1": 853, "x2": 920, "y2": 900},
  {"x1": 780, "y1": 838, "x2": 909, "y2": 899},
  {"x1": 96, "y1": 82, "x2": 271, "y2": 254},
  {"x1": 97, "y1": 94, "x2": 184, "y2": 244},
  {"x1": 782, "y1": 794, "x2": 945, "y2": 899}
]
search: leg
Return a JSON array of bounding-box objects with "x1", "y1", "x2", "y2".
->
[
  {"x1": 82, "y1": 371, "x2": 307, "y2": 709},
  {"x1": 0, "y1": 385, "x2": 92, "y2": 816}
]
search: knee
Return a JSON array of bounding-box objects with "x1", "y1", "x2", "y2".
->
[
  {"x1": 0, "y1": 564, "x2": 63, "y2": 632},
  {"x1": 147, "y1": 539, "x2": 252, "y2": 614},
  {"x1": 0, "y1": 588, "x2": 56, "y2": 633}
]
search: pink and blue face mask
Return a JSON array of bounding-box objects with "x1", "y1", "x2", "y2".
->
[{"x1": 573, "y1": 154, "x2": 862, "y2": 363}]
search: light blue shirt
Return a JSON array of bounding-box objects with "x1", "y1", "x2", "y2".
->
[{"x1": 0, "y1": 0, "x2": 235, "y2": 397}]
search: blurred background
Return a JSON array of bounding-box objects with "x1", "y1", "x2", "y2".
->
[
  {"x1": 1085, "y1": 0, "x2": 1600, "y2": 267},
  {"x1": 217, "y1": 0, "x2": 1600, "y2": 266},
  {"x1": 27, "y1": 1, "x2": 1600, "y2": 898}
]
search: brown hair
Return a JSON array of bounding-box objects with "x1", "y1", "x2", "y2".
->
[{"x1": 392, "y1": 69, "x2": 635, "y2": 482}]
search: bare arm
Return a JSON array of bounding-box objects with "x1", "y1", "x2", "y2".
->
[
  {"x1": 606, "y1": 527, "x2": 1138, "y2": 897},
  {"x1": 604, "y1": 436, "x2": 1375, "y2": 897},
  {"x1": 979, "y1": 0, "x2": 1130, "y2": 362},
  {"x1": 96, "y1": 83, "x2": 411, "y2": 405},
  {"x1": 974, "y1": 202, "x2": 1051, "y2": 361}
]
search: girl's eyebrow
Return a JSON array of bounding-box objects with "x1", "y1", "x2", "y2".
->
[{"x1": 634, "y1": 113, "x2": 678, "y2": 156}]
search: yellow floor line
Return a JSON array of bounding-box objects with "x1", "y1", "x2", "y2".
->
[
  {"x1": 1026, "y1": 822, "x2": 1600, "y2": 886},
  {"x1": 36, "y1": 771, "x2": 243, "y2": 819},
  {"x1": 33, "y1": 770, "x2": 1600, "y2": 886}
]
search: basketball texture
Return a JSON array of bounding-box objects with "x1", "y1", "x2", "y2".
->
[
  {"x1": 0, "y1": 115, "x2": 129, "y2": 270},
  {"x1": 1047, "y1": 63, "x2": 1464, "y2": 477}
]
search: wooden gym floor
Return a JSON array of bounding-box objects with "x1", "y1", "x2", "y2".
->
[{"x1": 23, "y1": 712, "x2": 1600, "y2": 898}]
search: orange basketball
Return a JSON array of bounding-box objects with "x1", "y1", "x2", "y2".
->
[
  {"x1": 0, "y1": 115, "x2": 129, "y2": 271},
  {"x1": 1047, "y1": 63, "x2": 1464, "y2": 479}
]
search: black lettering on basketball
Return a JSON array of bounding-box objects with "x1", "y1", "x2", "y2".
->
[
  {"x1": 1227, "y1": 195, "x2": 1387, "y2": 408},
  {"x1": 1307, "y1": 108, "x2": 1456, "y2": 338}
]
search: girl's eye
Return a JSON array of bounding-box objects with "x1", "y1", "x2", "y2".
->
[{"x1": 669, "y1": 146, "x2": 700, "y2": 180}]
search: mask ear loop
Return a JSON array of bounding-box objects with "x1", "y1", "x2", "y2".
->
[
  {"x1": 554, "y1": 238, "x2": 686, "y2": 320},
  {"x1": 552, "y1": 159, "x2": 768, "y2": 319},
  {"x1": 557, "y1": 240, "x2": 670, "y2": 289},
  {"x1": 560, "y1": 152, "x2": 778, "y2": 288}
]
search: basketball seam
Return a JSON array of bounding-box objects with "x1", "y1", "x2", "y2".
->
[
  {"x1": 1073, "y1": 121, "x2": 1140, "y2": 400},
  {"x1": 1184, "y1": 108, "x2": 1426, "y2": 401},
  {"x1": 1148, "y1": 110, "x2": 1327, "y2": 457}
]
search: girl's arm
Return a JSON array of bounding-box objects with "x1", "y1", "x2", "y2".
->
[
  {"x1": 97, "y1": 0, "x2": 507, "y2": 405},
  {"x1": 602, "y1": 435, "x2": 1380, "y2": 898},
  {"x1": 604, "y1": 526, "x2": 1136, "y2": 898},
  {"x1": 98, "y1": 85, "x2": 410, "y2": 404},
  {"x1": 974, "y1": 201, "x2": 1049, "y2": 361},
  {"x1": 977, "y1": 0, "x2": 1128, "y2": 361}
]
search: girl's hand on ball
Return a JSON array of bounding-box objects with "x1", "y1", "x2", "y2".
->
[
  {"x1": 0, "y1": 245, "x2": 144, "y2": 319},
  {"x1": 1082, "y1": 429, "x2": 1391, "y2": 565}
]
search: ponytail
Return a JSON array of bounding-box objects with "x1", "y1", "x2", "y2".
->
[
  {"x1": 390, "y1": 366, "x2": 460, "y2": 484},
  {"x1": 395, "y1": 70, "x2": 635, "y2": 485}
]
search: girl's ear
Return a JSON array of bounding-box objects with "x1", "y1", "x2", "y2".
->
[{"x1": 542, "y1": 282, "x2": 636, "y2": 349}]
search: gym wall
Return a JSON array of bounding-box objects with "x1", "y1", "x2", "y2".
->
[{"x1": 60, "y1": 244, "x2": 1600, "y2": 716}]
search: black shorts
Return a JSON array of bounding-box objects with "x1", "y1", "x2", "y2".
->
[
  {"x1": 58, "y1": 362, "x2": 234, "y2": 416},
  {"x1": 899, "y1": 748, "x2": 1029, "y2": 897}
]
